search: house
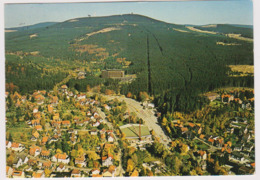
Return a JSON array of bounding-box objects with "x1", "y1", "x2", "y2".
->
[
  {"x1": 200, "y1": 160, "x2": 207, "y2": 171},
  {"x1": 68, "y1": 91, "x2": 74, "y2": 97},
  {"x1": 90, "y1": 129, "x2": 98, "y2": 135},
  {"x1": 75, "y1": 156, "x2": 86, "y2": 167},
  {"x1": 100, "y1": 128, "x2": 106, "y2": 135},
  {"x1": 52, "y1": 153, "x2": 70, "y2": 164},
  {"x1": 181, "y1": 127, "x2": 188, "y2": 134},
  {"x1": 194, "y1": 125, "x2": 202, "y2": 134},
  {"x1": 71, "y1": 169, "x2": 81, "y2": 178},
  {"x1": 108, "y1": 134, "x2": 115, "y2": 142},
  {"x1": 130, "y1": 169, "x2": 139, "y2": 177},
  {"x1": 51, "y1": 96, "x2": 59, "y2": 106},
  {"x1": 41, "y1": 150, "x2": 51, "y2": 159},
  {"x1": 229, "y1": 151, "x2": 245, "y2": 162},
  {"x1": 35, "y1": 125, "x2": 43, "y2": 131},
  {"x1": 92, "y1": 120, "x2": 100, "y2": 127},
  {"x1": 204, "y1": 92, "x2": 220, "y2": 102},
  {"x1": 215, "y1": 138, "x2": 224, "y2": 148},
  {"x1": 102, "y1": 154, "x2": 114, "y2": 167},
  {"x1": 103, "y1": 104, "x2": 111, "y2": 111},
  {"x1": 102, "y1": 169, "x2": 113, "y2": 177},
  {"x1": 6, "y1": 166, "x2": 13, "y2": 178},
  {"x1": 42, "y1": 137, "x2": 49, "y2": 145},
  {"x1": 62, "y1": 121, "x2": 71, "y2": 128},
  {"x1": 199, "y1": 134, "x2": 205, "y2": 140},
  {"x1": 14, "y1": 153, "x2": 29, "y2": 168},
  {"x1": 31, "y1": 119, "x2": 40, "y2": 127},
  {"x1": 87, "y1": 111, "x2": 92, "y2": 116},
  {"x1": 233, "y1": 144, "x2": 244, "y2": 151},
  {"x1": 197, "y1": 150, "x2": 207, "y2": 160},
  {"x1": 33, "y1": 107, "x2": 38, "y2": 113},
  {"x1": 68, "y1": 128, "x2": 77, "y2": 134},
  {"x1": 76, "y1": 120, "x2": 84, "y2": 126},
  {"x1": 12, "y1": 171, "x2": 25, "y2": 178},
  {"x1": 70, "y1": 136, "x2": 77, "y2": 145},
  {"x1": 221, "y1": 94, "x2": 234, "y2": 103},
  {"x1": 61, "y1": 85, "x2": 68, "y2": 92},
  {"x1": 42, "y1": 161, "x2": 52, "y2": 169},
  {"x1": 243, "y1": 143, "x2": 254, "y2": 152},
  {"x1": 35, "y1": 94, "x2": 45, "y2": 105},
  {"x1": 242, "y1": 134, "x2": 251, "y2": 143},
  {"x1": 77, "y1": 94, "x2": 86, "y2": 100},
  {"x1": 208, "y1": 138, "x2": 215, "y2": 145},
  {"x1": 50, "y1": 135, "x2": 59, "y2": 142},
  {"x1": 32, "y1": 170, "x2": 45, "y2": 178},
  {"x1": 57, "y1": 163, "x2": 66, "y2": 172},
  {"x1": 29, "y1": 146, "x2": 41, "y2": 157},
  {"x1": 102, "y1": 165, "x2": 116, "y2": 177},
  {"x1": 6, "y1": 141, "x2": 12, "y2": 148},
  {"x1": 91, "y1": 168, "x2": 100, "y2": 176},
  {"x1": 48, "y1": 104, "x2": 53, "y2": 113},
  {"x1": 238, "y1": 166, "x2": 254, "y2": 175},
  {"x1": 11, "y1": 142, "x2": 24, "y2": 152},
  {"x1": 51, "y1": 121, "x2": 61, "y2": 128},
  {"x1": 5, "y1": 92, "x2": 9, "y2": 98},
  {"x1": 28, "y1": 159, "x2": 38, "y2": 166}
]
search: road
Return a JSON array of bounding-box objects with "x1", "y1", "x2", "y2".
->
[{"x1": 100, "y1": 94, "x2": 171, "y2": 148}]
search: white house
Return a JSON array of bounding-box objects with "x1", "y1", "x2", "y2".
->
[
  {"x1": 12, "y1": 171, "x2": 25, "y2": 178},
  {"x1": 108, "y1": 134, "x2": 115, "y2": 142},
  {"x1": 14, "y1": 155, "x2": 29, "y2": 169},
  {"x1": 52, "y1": 153, "x2": 70, "y2": 164},
  {"x1": 91, "y1": 169, "x2": 100, "y2": 176},
  {"x1": 11, "y1": 142, "x2": 25, "y2": 152},
  {"x1": 102, "y1": 155, "x2": 113, "y2": 167},
  {"x1": 6, "y1": 141, "x2": 12, "y2": 148},
  {"x1": 57, "y1": 164, "x2": 66, "y2": 172}
]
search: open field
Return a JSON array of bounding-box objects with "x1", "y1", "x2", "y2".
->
[
  {"x1": 119, "y1": 124, "x2": 150, "y2": 138},
  {"x1": 186, "y1": 26, "x2": 217, "y2": 34},
  {"x1": 229, "y1": 65, "x2": 254, "y2": 74}
]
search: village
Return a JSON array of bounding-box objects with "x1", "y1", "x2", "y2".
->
[{"x1": 5, "y1": 85, "x2": 255, "y2": 177}]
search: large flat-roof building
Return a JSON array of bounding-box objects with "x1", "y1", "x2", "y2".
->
[{"x1": 101, "y1": 70, "x2": 124, "y2": 79}]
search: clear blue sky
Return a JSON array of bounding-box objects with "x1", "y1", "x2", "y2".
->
[{"x1": 4, "y1": 0, "x2": 253, "y2": 28}]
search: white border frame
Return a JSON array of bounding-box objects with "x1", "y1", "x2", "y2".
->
[{"x1": 1, "y1": 0, "x2": 259, "y2": 180}]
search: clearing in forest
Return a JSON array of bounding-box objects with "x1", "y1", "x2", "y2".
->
[
  {"x1": 172, "y1": 28, "x2": 189, "y2": 33},
  {"x1": 186, "y1": 26, "x2": 217, "y2": 34}
]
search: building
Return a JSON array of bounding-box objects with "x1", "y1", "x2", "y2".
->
[
  {"x1": 52, "y1": 153, "x2": 70, "y2": 164},
  {"x1": 12, "y1": 171, "x2": 25, "y2": 178},
  {"x1": 101, "y1": 69, "x2": 124, "y2": 79}
]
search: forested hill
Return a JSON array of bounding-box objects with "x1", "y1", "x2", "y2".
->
[
  {"x1": 5, "y1": 14, "x2": 254, "y2": 113},
  {"x1": 194, "y1": 24, "x2": 253, "y2": 38},
  {"x1": 6, "y1": 22, "x2": 58, "y2": 31}
]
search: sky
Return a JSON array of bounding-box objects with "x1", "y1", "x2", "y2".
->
[{"x1": 4, "y1": 0, "x2": 254, "y2": 28}]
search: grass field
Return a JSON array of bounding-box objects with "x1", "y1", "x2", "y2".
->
[
  {"x1": 229, "y1": 65, "x2": 254, "y2": 74},
  {"x1": 120, "y1": 124, "x2": 150, "y2": 138},
  {"x1": 193, "y1": 139, "x2": 210, "y2": 151}
]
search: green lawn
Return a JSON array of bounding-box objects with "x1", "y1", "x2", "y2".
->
[
  {"x1": 120, "y1": 124, "x2": 150, "y2": 138},
  {"x1": 193, "y1": 139, "x2": 210, "y2": 151}
]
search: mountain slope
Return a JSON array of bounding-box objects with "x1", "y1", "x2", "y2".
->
[{"x1": 5, "y1": 14, "x2": 254, "y2": 112}]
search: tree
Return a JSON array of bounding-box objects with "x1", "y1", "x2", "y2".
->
[
  {"x1": 44, "y1": 168, "x2": 52, "y2": 177},
  {"x1": 8, "y1": 133, "x2": 13, "y2": 142},
  {"x1": 71, "y1": 149, "x2": 78, "y2": 159},
  {"x1": 127, "y1": 92, "x2": 132, "y2": 98},
  {"x1": 69, "y1": 158, "x2": 74, "y2": 166},
  {"x1": 162, "y1": 117, "x2": 168, "y2": 126},
  {"x1": 126, "y1": 159, "x2": 135, "y2": 173}
]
